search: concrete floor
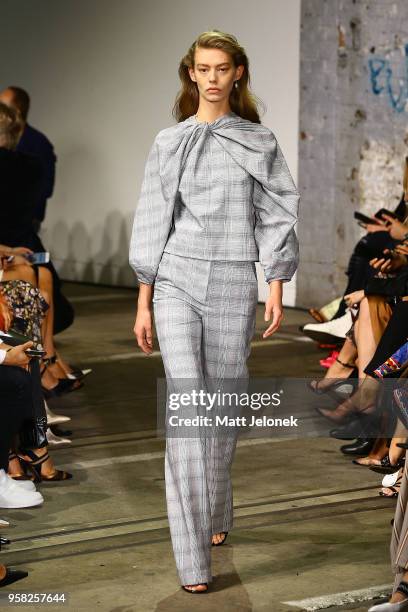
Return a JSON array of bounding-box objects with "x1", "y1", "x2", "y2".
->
[{"x1": 0, "y1": 282, "x2": 398, "y2": 611}]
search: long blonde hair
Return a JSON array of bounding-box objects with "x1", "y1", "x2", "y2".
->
[{"x1": 173, "y1": 30, "x2": 265, "y2": 123}]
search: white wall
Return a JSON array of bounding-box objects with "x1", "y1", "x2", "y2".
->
[{"x1": 1, "y1": 0, "x2": 300, "y2": 304}]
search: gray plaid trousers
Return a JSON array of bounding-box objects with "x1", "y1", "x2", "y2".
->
[{"x1": 153, "y1": 252, "x2": 258, "y2": 585}]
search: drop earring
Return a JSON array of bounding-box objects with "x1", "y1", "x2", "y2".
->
[{"x1": 234, "y1": 81, "x2": 238, "y2": 89}]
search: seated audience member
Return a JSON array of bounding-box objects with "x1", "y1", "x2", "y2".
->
[
  {"x1": 0, "y1": 86, "x2": 56, "y2": 231},
  {"x1": 0, "y1": 101, "x2": 74, "y2": 334}
]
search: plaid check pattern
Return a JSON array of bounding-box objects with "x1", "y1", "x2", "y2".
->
[
  {"x1": 129, "y1": 111, "x2": 300, "y2": 284},
  {"x1": 153, "y1": 252, "x2": 258, "y2": 584}
]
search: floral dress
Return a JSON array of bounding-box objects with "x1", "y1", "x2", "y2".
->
[{"x1": 0, "y1": 280, "x2": 49, "y2": 346}]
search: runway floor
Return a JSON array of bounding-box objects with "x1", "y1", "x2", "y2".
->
[{"x1": 0, "y1": 282, "x2": 396, "y2": 611}]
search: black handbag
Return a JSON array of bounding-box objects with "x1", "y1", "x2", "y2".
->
[{"x1": 19, "y1": 414, "x2": 48, "y2": 449}]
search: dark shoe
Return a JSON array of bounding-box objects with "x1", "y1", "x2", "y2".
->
[
  {"x1": 0, "y1": 568, "x2": 28, "y2": 587},
  {"x1": 340, "y1": 438, "x2": 374, "y2": 456},
  {"x1": 211, "y1": 531, "x2": 228, "y2": 546},
  {"x1": 17, "y1": 449, "x2": 73, "y2": 483},
  {"x1": 370, "y1": 454, "x2": 405, "y2": 475},
  {"x1": 42, "y1": 378, "x2": 83, "y2": 399},
  {"x1": 329, "y1": 413, "x2": 380, "y2": 440}
]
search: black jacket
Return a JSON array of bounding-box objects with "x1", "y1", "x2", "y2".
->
[
  {"x1": 365, "y1": 266, "x2": 408, "y2": 298},
  {"x1": 0, "y1": 147, "x2": 44, "y2": 246}
]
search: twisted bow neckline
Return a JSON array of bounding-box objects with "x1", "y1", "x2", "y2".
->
[{"x1": 184, "y1": 110, "x2": 240, "y2": 130}]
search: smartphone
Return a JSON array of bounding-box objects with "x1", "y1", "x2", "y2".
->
[
  {"x1": 25, "y1": 252, "x2": 50, "y2": 265},
  {"x1": 375, "y1": 208, "x2": 397, "y2": 221},
  {"x1": 354, "y1": 211, "x2": 382, "y2": 225}
]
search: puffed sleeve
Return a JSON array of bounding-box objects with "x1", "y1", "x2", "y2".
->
[
  {"x1": 129, "y1": 136, "x2": 174, "y2": 285},
  {"x1": 253, "y1": 133, "x2": 300, "y2": 283}
]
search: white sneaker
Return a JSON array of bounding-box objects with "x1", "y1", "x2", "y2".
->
[
  {"x1": 302, "y1": 311, "x2": 353, "y2": 343},
  {"x1": 6, "y1": 473, "x2": 36, "y2": 492},
  {"x1": 47, "y1": 428, "x2": 72, "y2": 447},
  {"x1": 0, "y1": 470, "x2": 43, "y2": 508},
  {"x1": 382, "y1": 470, "x2": 402, "y2": 488}
]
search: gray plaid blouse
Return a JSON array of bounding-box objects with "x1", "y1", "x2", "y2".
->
[{"x1": 129, "y1": 110, "x2": 300, "y2": 285}]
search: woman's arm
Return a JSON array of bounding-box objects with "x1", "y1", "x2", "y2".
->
[
  {"x1": 263, "y1": 280, "x2": 283, "y2": 338},
  {"x1": 133, "y1": 283, "x2": 154, "y2": 355},
  {"x1": 129, "y1": 135, "x2": 175, "y2": 285},
  {"x1": 253, "y1": 132, "x2": 300, "y2": 285},
  {"x1": 251, "y1": 131, "x2": 300, "y2": 337},
  {"x1": 129, "y1": 134, "x2": 176, "y2": 354}
]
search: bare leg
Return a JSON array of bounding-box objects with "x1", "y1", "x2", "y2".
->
[
  {"x1": 355, "y1": 297, "x2": 377, "y2": 378},
  {"x1": 2, "y1": 265, "x2": 37, "y2": 286}
]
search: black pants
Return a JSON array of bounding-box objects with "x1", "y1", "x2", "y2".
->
[
  {"x1": 364, "y1": 301, "x2": 408, "y2": 376},
  {"x1": 0, "y1": 360, "x2": 46, "y2": 470},
  {"x1": 0, "y1": 366, "x2": 32, "y2": 470}
]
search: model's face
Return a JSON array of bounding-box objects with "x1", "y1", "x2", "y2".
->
[
  {"x1": 189, "y1": 47, "x2": 244, "y2": 104},
  {"x1": 0, "y1": 89, "x2": 15, "y2": 109}
]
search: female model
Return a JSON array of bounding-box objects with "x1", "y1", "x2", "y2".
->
[{"x1": 129, "y1": 30, "x2": 300, "y2": 593}]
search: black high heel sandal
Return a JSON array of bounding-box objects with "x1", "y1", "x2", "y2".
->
[
  {"x1": 17, "y1": 449, "x2": 73, "y2": 483},
  {"x1": 308, "y1": 360, "x2": 357, "y2": 396},
  {"x1": 181, "y1": 583, "x2": 208, "y2": 594},
  {"x1": 370, "y1": 454, "x2": 405, "y2": 475},
  {"x1": 211, "y1": 531, "x2": 228, "y2": 546},
  {"x1": 40, "y1": 357, "x2": 83, "y2": 399},
  {"x1": 7, "y1": 452, "x2": 34, "y2": 481}
]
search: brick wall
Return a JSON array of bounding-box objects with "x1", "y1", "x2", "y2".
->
[{"x1": 296, "y1": 0, "x2": 408, "y2": 307}]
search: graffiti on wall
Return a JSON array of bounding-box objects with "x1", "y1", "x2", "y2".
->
[{"x1": 368, "y1": 44, "x2": 408, "y2": 113}]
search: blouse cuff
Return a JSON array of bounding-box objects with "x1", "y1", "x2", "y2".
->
[
  {"x1": 0, "y1": 349, "x2": 7, "y2": 365},
  {"x1": 130, "y1": 264, "x2": 156, "y2": 286},
  {"x1": 263, "y1": 257, "x2": 298, "y2": 284}
]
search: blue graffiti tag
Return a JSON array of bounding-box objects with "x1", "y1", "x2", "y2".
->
[{"x1": 368, "y1": 44, "x2": 408, "y2": 113}]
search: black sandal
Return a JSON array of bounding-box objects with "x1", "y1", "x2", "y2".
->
[
  {"x1": 308, "y1": 360, "x2": 357, "y2": 396},
  {"x1": 182, "y1": 583, "x2": 208, "y2": 594},
  {"x1": 40, "y1": 357, "x2": 83, "y2": 399},
  {"x1": 17, "y1": 449, "x2": 73, "y2": 483},
  {"x1": 7, "y1": 452, "x2": 34, "y2": 481},
  {"x1": 370, "y1": 455, "x2": 405, "y2": 475},
  {"x1": 211, "y1": 531, "x2": 228, "y2": 546}
]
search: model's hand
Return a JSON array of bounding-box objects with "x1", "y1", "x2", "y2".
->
[
  {"x1": 3, "y1": 342, "x2": 33, "y2": 367},
  {"x1": 263, "y1": 281, "x2": 283, "y2": 338},
  {"x1": 134, "y1": 307, "x2": 154, "y2": 354}
]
